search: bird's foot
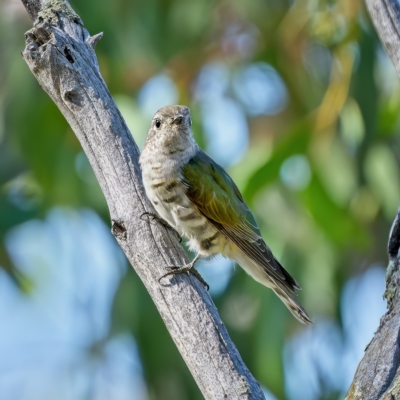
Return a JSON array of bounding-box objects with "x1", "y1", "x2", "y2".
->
[
  {"x1": 140, "y1": 211, "x2": 182, "y2": 243},
  {"x1": 158, "y1": 256, "x2": 209, "y2": 291}
]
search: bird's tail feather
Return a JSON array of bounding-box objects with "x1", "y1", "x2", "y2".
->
[
  {"x1": 229, "y1": 249, "x2": 312, "y2": 324},
  {"x1": 272, "y1": 284, "x2": 312, "y2": 325}
]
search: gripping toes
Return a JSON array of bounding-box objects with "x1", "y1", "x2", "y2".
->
[{"x1": 158, "y1": 263, "x2": 209, "y2": 291}]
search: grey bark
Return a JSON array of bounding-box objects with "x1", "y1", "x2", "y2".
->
[
  {"x1": 346, "y1": 207, "x2": 400, "y2": 399},
  {"x1": 21, "y1": 0, "x2": 42, "y2": 20},
  {"x1": 345, "y1": 4, "x2": 400, "y2": 399},
  {"x1": 19, "y1": 1, "x2": 265, "y2": 399}
]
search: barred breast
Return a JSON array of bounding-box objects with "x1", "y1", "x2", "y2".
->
[{"x1": 142, "y1": 160, "x2": 227, "y2": 256}]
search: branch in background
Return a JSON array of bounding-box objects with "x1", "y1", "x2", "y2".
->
[
  {"x1": 344, "y1": 1, "x2": 400, "y2": 398},
  {"x1": 346, "y1": 209, "x2": 400, "y2": 400},
  {"x1": 365, "y1": 0, "x2": 400, "y2": 80},
  {"x1": 345, "y1": 2, "x2": 400, "y2": 397},
  {"x1": 346, "y1": 4, "x2": 400, "y2": 390},
  {"x1": 18, "y1": 0, "x2": 266, "y2": 399}
]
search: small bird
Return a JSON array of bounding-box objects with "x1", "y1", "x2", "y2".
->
[{"x1": 139, "y1": 105, "x2": 311, "y2": 325}]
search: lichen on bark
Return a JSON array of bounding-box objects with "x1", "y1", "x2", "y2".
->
[{"x1": 37, "y1": 0, "x2": 82, "y2": 26}]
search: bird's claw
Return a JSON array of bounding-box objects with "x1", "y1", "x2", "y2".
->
[
  {"x1": 140, "y1": 211, "x2": 163, "y2": 224},
  {"x1": 158, "y1": 264, "x2": 209, "y2": 291}
]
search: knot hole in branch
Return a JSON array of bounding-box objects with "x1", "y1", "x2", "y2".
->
[
  {"x1": 63, "y1": 88, "x2": 82, "y2": 107},
  {"x1": 112, "y1": 220, "x2": 127, "y2": 241},
  {"x1": 64, "y1": 46, "x2": 74, "y2": 63}
]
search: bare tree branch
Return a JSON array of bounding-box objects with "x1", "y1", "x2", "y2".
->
[
  {"x1": 18, "y1": 1, "x2": 266, "y2": 399},
  {"x1": 345, "y1": 6, "x2": 400, "y2": 397},
  {"x1": 346, "y1": 209, "x2": 400, "y2": 399},
  {"x1": 365, "y1": 0, "x2": 400, "y2": 79},
  {"x1": 21, "y1": 0, "x2": 42, "y2": 20}
]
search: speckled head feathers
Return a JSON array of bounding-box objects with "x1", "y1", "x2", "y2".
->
[
  {"x1": 142, "y1": 105, "x2": 195, "y2": 154},
  {"x1": 152, "y1": 105, "x2": 192, "y2": 128}
]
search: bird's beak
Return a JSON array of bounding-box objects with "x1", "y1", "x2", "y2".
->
[{"x1": 171, "y1": 115, "x2": 183, "y2": 125}]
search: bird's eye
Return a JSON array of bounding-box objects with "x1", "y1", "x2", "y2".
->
[{"x1": 155, "y1": 119, "x2": 161, "y2": 129}]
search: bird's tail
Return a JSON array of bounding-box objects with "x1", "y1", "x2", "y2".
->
[
  {"x1": 271, "y1": 283, "x2": 312, "y2": 325},
  {"x1": 229, "y1": 248, "x2": 312, "y2": 325}
]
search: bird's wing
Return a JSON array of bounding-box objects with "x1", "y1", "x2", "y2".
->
[{"x1": 181, "y1": 150, "x2": 300, "y2": 292}]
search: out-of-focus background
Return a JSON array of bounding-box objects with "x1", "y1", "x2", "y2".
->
[{"x1": 0, "y1": 0, "x2": 398, "y2": 399}]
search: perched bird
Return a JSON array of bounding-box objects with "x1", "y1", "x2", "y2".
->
[{"x1": 139, "y1": 105, "x2": 311, "y2": 325}]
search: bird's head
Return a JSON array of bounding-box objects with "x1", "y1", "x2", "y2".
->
[{"x1": 144, "y1": 105, "x2": 195, "y2": 153}]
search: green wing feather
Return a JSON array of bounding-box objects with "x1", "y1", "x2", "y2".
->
[{"x1": 182, "y1": 150, "x2": 300, "y2": 292}]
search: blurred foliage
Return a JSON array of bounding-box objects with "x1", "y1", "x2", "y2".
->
[{"x1": 1, "y1": 0, "x2": 400, "y2": 399}]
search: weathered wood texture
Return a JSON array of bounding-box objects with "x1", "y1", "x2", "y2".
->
[
  {"x1": 346, "y1": 1, "x2": 400, "y2": 398},
  {"x1": 19, "y1": 1, "x2": 265, "y2": 399},
  {"x1": 21, "y1": 0, "x2": 42, "y2": 20},
  {"x1": 346, "y1": 208, "x2": 400, "y2": 399}
]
